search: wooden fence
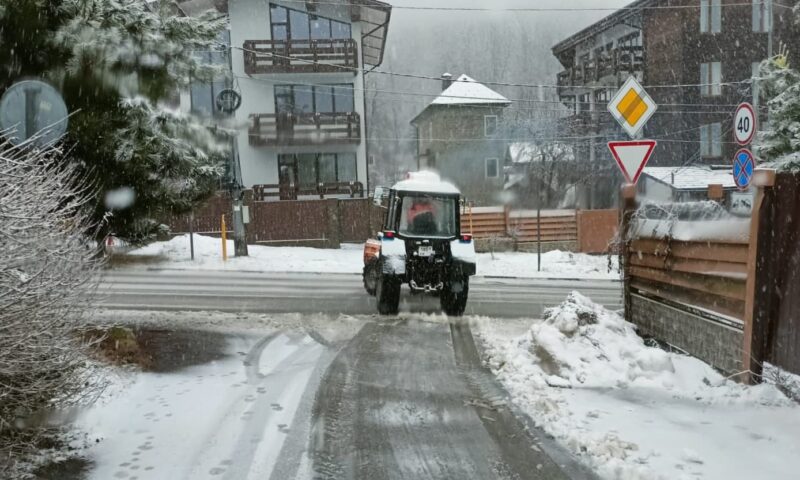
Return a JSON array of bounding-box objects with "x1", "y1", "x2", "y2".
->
[
  {"x1": 628, "y1": 238, "x2": 749, "y2": 321},
  {"x1": 461, "y1": 207, "x2": 577, "y2": 242},
  {"x1": 622, "y1": 170, "x2": 800, "y2": 380},
  {"x1": 461, "y1": 206, "x2": 617, "y2": 252},
  {"x1": 164, "y1": 192, "x2": 383, "y2": 248}
]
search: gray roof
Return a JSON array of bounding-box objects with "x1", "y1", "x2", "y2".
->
[{"x1": 642, "y1": 166, "x2": 737, "y2": 190}]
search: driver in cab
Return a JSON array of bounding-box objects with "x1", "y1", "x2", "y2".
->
[{"x1": 406, "y1": 197, "x2": 438, "y2": 236}]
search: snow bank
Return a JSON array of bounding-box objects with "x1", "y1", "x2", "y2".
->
[
  {"x1": 631, "y1": 218, "x2": 750, "y2": 243},
  {"x1": 479, "y1": 250, "x2": 618, "y2": 279},
  {"x1": 486, "y1": 292, "x2": 784, "y2": 401},
  {"x1": 478, "y1": 293, "x2": 800, "y2": 480},
  {"x1": 126, "y1": 234, "x2": 363, "y2": 273},
  {"x1": 120, "y1": 235, "x2": 620, "y2": 280}
]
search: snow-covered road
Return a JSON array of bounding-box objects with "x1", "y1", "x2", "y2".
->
[
  {"x1": 96, "y1": 269, "x2": 623, "y2": 318},
  {"x1": 61, "y1": 312, "x2": 594, "y2": 480}
]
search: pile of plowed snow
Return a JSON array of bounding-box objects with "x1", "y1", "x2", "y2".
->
[
  {"x1": 478, "y1": 293, "x2": 798, "y2": 480},
  {"x1": 485, "y1": 291, "x2": 786, "y2": 403}
]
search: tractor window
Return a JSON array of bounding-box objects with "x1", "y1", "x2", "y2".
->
[{"x1": 398, "y1": 195, "x2": 457, "y2": 238}]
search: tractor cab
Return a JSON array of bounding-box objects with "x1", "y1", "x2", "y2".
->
[{"x1": 363, "y1": 171, "x2": 476, "y2": 315}]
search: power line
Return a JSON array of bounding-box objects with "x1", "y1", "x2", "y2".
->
[
  {"x1": 277, "y1": 0, "x2": 793, "y2": 13},
  {"x1": 230, "y1": 44, "x2": 754, "y2": 92},
  {"x1": 232, "y1": 73, "x2": 747, "y2": 115}
]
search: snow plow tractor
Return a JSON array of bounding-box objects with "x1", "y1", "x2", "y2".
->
[{"x1": 362, "y1": 171, "x2": 476, "y2": 316}]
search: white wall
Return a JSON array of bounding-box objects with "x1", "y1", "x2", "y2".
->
[
  {"x1": 639, "y1": 176, "x2": 675, "y2": 203},
  {"x1": 228, "y1": 0, "x2": 368, "y2": 189}
]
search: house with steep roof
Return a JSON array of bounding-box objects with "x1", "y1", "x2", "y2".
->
[{"x1": 410, "y1": 73, "x2": 511, "y2": 206}]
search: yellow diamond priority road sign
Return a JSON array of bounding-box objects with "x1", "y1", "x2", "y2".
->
[{"x1": 607, "y1": 76, "x2": 658, "y2": 138}]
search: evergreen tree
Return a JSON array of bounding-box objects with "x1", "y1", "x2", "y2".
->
[
  {"x1": 754, "y1": 8, "x2": 800, "y2": 172},
  {"x1": 0, "y1": 0, "x2": 229, "y2": 242},
  {"x1": 756, "y1": 55, "x2": 800, "y2": 172}
]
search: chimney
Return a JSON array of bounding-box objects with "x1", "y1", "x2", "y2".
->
[{"x1": 441, "y1": 73, "x2": 453, "y2": 91}]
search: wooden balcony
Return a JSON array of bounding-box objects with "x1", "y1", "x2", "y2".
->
[
  {"x1": 557, "y1": 45, "x2": 644, "y2": 93},
  {"x1": 243, "y1": 39, "x2": 358, "y2": 75},
  {"x1": 249, "y1": 112, "x2": 361, "y2": 147},
  {"x1": 253, "y1": 182, "x2": 364, "y2": 201}
]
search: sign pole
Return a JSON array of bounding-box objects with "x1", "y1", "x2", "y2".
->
[
  {"x1": 189, "y1": 210, "x2": 195, "y2": 261},
  {"x1": 537, "y1": 192, "x2": 541, "y2": 272}
]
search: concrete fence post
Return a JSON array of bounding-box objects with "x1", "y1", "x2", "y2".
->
[
  {"x1": 708, "y1": 184, "x2": 724, "y2": 203},
  {"x1": 503, "y1": 204, "x2": 511, "y2": 236},
  {"x1": 326, "y1": 198, "x2": 342, "y2": 249}
]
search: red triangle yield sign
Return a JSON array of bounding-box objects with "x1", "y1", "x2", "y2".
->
[{"x1": 607, "y1": 140, "x2": 657, "y2": 185}]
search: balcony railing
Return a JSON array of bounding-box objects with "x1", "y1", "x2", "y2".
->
[
  {"x1": 556, "y1": 45, "x2": 644, "y2": 92},
  {"x1": 249, "y1": 112, "x2": 361, "y2": 147},
  {"x1": 243, "y1": 39, "x2": 358, "y2": 75},
  {"x1": 253, "y1": 182, "x2": 364, "y2": 201}
]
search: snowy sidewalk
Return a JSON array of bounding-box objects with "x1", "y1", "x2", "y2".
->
[
  {"x1": 114, "y1": 234, "x2": 620, "y2": 280},
  {"x1": 474, "y1": 293, "x2": 800, "y2": 480}
]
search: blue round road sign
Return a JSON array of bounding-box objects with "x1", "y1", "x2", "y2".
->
[
  {"x1": 732, "y1": 149, "x2": 755, "y2": 190},
  {"x1": 0, "y1": 80, "x2": 68, "y2": 147}
]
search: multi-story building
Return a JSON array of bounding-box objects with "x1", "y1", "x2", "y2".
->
[
  {"x1": 411, "y1": 74, "x2": 511, "y2": 206},
  {"x1": 214, "y1": 0, "x2": 391, "y2": 200},
  {"x1": 552, "y1": 0, "x2": 798, "y2": 207}
]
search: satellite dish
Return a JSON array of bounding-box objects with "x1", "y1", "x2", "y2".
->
[
  {"x1": 0, "y1": 80, "x2": 69, "y2": 147},
  {"x1": 216, "y1": 88, "x2": 242, "y2": 114}
]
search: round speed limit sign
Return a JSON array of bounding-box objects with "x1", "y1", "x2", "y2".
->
[{"x1": 734, "y1": 102, "x2": 757, "y2": 146}]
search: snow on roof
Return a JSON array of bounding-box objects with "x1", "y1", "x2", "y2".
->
[
  {"x1": 430, "y1": 74, "x2": 510, "y2": 106},
  {"x1": 392, "y1": 171, "x2": 461, "y2": 195},
  {"x1": 642, "y1": 166, "x2": 737, "y2": 190},
  {"x1": 507, "y1": 142, "x2": 573, "y2": 164}
]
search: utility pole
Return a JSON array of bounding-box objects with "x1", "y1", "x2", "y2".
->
[
  {"x1": 767, "y1": 0, "x2": 773, "y2": 59},
  {"x1": 224, "y1": 36, "x2": 248, "y2": 257},
  {"x1": 231, "y1": 138, "x2": 248, "y2": 257},
  {"x1": 755, "y1": 0, "x2": 773, "y2": 130}
]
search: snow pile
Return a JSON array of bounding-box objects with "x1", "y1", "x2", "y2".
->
[
  {"x1": 479, "y1": 293, "x2": 799, "y2": 479},
  {"x1": 487, "y1": 291, "x2": 786, "y2": 402},
  {"x1": 505, "y1": 292, "x2": 675, "y2": 390}
]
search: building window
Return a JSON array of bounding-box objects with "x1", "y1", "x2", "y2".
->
[
  {"x1": 484, "y1": 115, "x2": 498, "y2": 137},
  {"x1": 700, "y1": 62, "x2": 722, "y2": 96},
  {"x1": 485, "y1": 158, "x2": 499, "y2": 178},
  {"x1": 700, "y1": 123, "x2": 723, "y2": 157},
  {"x1": 270, "y1": 4, "x2": 351, "y2": 41},
  {"x1": 368, "y1": 155, "x2": 375, "y2": 166},
  {"x1": 190, "y1": 30, "x2": 231, "y2": 116},
  {"x1": 278, "y1": 153, "x2": 358, "y2": 187},
  {"x1": 752, "y1": 0, "x2": 772, "y2": 32},
  {"x1": 274, "y1": 84, "x2": 355, "y2": 115},
  {"x1": 700, "y1": 0, "x2": 722, "y2": 33}
]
